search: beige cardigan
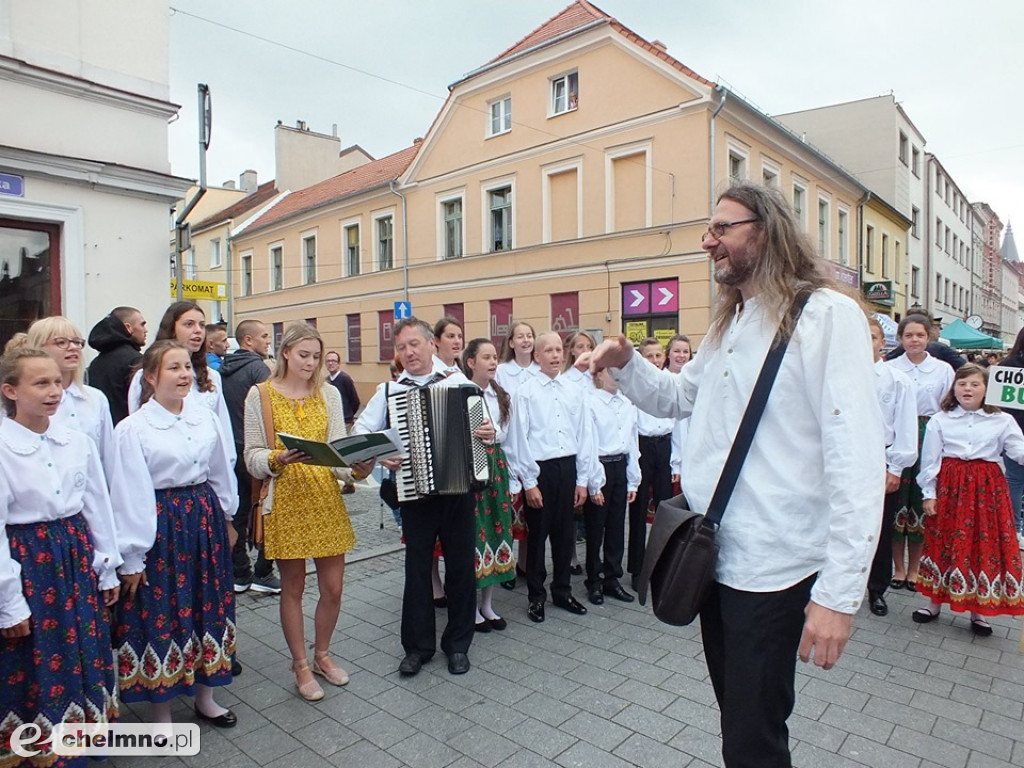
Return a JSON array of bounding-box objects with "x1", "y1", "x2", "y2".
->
[{"x1": 243, "y1": 382, "x2": 353, "y2": 484}]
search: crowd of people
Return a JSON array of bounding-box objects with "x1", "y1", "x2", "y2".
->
[{"x1": 2, "y1": 182, "x2": 1023, "y2": 768}]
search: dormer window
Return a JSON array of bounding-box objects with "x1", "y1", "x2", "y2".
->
[{"x1": 551, "y1": 71, "x2": 578, "y2": 115}]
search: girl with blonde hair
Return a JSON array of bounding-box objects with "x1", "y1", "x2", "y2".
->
[{"x1": 244, "y1": 322, "x2": 357, "y2": 701}]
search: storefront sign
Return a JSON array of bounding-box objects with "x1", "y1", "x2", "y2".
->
[
  {"x1": 863, "y1": 280, "x2": 894, "y2": 306},
  {"x1": 0, "y1": 173, "x2": 24, "y2": 197}
]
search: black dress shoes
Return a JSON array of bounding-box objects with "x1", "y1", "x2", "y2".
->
[
  {"x1": 447, "y1": 652, "x2": 470, "y2": 675},
  {"x1": 475, "y1": 620, "x2": 492, "y2": 633},
  {"x1": 603, "y1": 584, "x2": 635, "y2": 603},
  {"x1": 231, "y1": 658, "x2": 243, "y2": 676},
  {"x1": 570, "y1": 564, "x2": 583, "y2": 576},
  {"x1": 487, "y1": 616, "x2": 507, "y2": 631},
  {"x1": 528, "y1": 601, "x2": 545, "y2": 623},
  {"x1": 194, "y1": 706, "x2": 237, "y2": 728},
  {"x1": 868, "y1": 592, "x2": 888, "y2": 617},
  {"x1": 588, "y1": 587, "x2": 604, "y2": 605},
  {"x1": 399, "y1": 652, "x2": 425, "y2": 676},
  {"x1": 552, "y1": 595, "x2": 588, "y2": 615}
]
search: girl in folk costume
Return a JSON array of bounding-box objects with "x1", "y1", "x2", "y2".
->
[
  {"x1": 495, "y1": 321, "x2": 540, "y2": 589},
  {"x1": 127, "y1": 301, "x2": 233, "y2": 455},
  {"x1": 111, "y1": 341, "x2": 239, "y2": 726},
  {"x1": 462, "y1": 339, "x2": 517, "y2": 632},
  {"x1": 664, "y1": 334, "x2": 693, "y2": 497},
  {"x1": 912, "y1": 364, "x2": 1024, "y2": 635},
  {"x1": 886, "y1": 314, "x2": 954, "y2": 591},
  {"x1": 0, "y1": 349, "x2": 121, "y2": 765},
  {"x1": 27, "y1": 316, "x2": 116, "y2": 479},
  {"x1": 244, "y1": 323, "x2": 357, "y2": 702}
]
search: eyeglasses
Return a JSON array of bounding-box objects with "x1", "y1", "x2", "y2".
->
[
  {"x1": 702, "y1": 218, "x2": 759, "y2": 241},
  {"x1": 50, "y1": 337, "x2": 86, "y2": 350}
]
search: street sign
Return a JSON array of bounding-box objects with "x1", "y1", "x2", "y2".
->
[
  {"x1": 394, "y1": 301, "x2": 412, "y2": 320},
  {"x1": 169, "y1": 279, "x2": 227, "y2": 301},
  {"x1": 0, "y1": 173, "x2": 24, "y2": 197}
]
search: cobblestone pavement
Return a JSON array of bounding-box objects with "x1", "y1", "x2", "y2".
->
[{"x1": 110, "y1": 483, "x2": 1024, "y2": 767}]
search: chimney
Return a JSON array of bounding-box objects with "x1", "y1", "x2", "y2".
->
[
  {"x1": 239, "y1": 170, "x2": 258, "y2": 193},
  {"x1": 296, "y1": 120, "x2": 307, "y2": 131},
  {"x1": 332, "y1": 123, "x2": 338, "y2": 137},
  {"x1": 651, "y1": 39, "x2": 668, "y2": 52},
  {"x1": 222, "y1": 180, "x2": 236, "y2": 189}
]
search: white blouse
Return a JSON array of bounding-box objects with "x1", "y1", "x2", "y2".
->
[
  {"x1": 0, "y1": 419, "x2": 121, "y2": 627},
  {"x1": 51, "y1": 382, "x2": 116, "y2": 480},
  {"x1": 495, "y1": 360, "x2": 541, "y2": 397},
  {"x1": 111, "y1": 397, "x2": 238, "y2": 575},
  {"x1": 887, "y1": 353, "x2": 954, "y2": 417},
  {"x1": 127, "y1": 367, "x2": 235, "y2": 463},
  {"x1": 588, "y1": 388, "x2": 641, "y2": 494},
  {"x1": 561, "y1": 366, "x2": 593, "y2": 391},
  {"x1": 482, "y1": 382, "x2": 521, "y2": 495},
  {"x1": 874, "y1": 360, "x2": 919, "y2": 476},
  {"x1": 918, "y1": 407, "x2": 1024, "y2": 499}
]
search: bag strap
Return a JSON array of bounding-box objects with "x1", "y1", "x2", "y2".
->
[
  {"x1": 257, "y1": 382, "x2": 275, "y2": 450},
  {"x1": 703, "y1": 290, "x2": 812, "y2": 528}
]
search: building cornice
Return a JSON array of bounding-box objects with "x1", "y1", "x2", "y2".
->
[
  {"x1": 0, "y1": 144, "x2": 193, "y2": 202},
  {"x1": 0, "y1": 53, "x2": 180, "y2": 119}
]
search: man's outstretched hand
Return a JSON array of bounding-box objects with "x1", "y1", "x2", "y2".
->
[{"x1": 588, "y1": 335, "x2": 633, "y2": 374}]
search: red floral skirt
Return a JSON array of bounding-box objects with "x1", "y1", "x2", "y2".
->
[{"x1": 919, "y1": 458, "x2": 1024, "y2": 615}]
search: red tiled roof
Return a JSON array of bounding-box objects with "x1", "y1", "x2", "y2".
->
[
  {"x1": 192, "y1": 180, "x2": 279, "y2": 232},
  {"x1": 245, "y1": 144, "x2": 420, "y2": 233},
  {"x1": 485, "y1": 0, "x2": 713, "y2": 88}
]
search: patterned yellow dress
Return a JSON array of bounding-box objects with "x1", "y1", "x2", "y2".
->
[{"x1": 263, "y1": 385, "x2": 356, "y2": 560}]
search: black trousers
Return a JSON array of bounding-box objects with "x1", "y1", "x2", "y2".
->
[
  {"x1": 628, "y1": 434, "x2": 672, "y2": 576},
  {"x1": 231, "y1": 452, "x2": 273, "y2": 579},
  {"x1": 583, "y1": 457, "x2": 627, "y2": 590},
  {"x1": 867, "y1": 489, "x2": 900, "y2": 595},
  {"x1": 401, "y1": 492, "x2": 476, "y2": 659},
  {"x1": 525, "y1": 456, "x2": 576, "y2": 604},
  {"x1": 700, "y1": 574, "x2": 815, "y2": 768}
]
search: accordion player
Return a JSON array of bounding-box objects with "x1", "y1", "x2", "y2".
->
[{"x1": 387, "y1": 383, "x2": 491, "y2": 503}]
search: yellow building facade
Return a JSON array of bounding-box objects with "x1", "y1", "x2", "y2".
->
[{"x1": 230, "y1": 1, "x2": 907, "y2": 399}]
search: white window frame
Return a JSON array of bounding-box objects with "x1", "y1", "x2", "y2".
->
[
  {"x1": 185, "y1": 247, "x2": 197, "y2": 280},
  {"x1": 210, "y1": 237, "x2": 222, "y2": 269},
  {"x1": 480, "y1": 175, "x2": 516, "y2": 254},
  {"x1": 301, "y1": 229, "x2": 317, "y2": 285},
  {"x1": 898, "y1": 132, "x2": 908, "y2": 166},
  {"x1": 604, "y1": 140, "x2": 653, "y2": 234},
  {"x1": 761, "y1": 157, "x2": 781, "y2": 188},
  {"x1": 487, "y1": 95, "x2": 512, "y2": 138},
  {"x1": 372, "y1": 209, "x2": 396, "y2": 272},
  {"x1": 549, "y1": 70, "x2": 579, "y2": 117},
  {"x1": 837, "y1": 207, "x2": 849, "y2": 266},
  {"x1": 911, "y1": 266, "x2": 920, "y2": 298},
  {"x1": 341, "y1": 217, "x2": 361, "y2": 277},
  {"x1": 792, "y1": 178, "x2": 807, "y2": 230},
  {"x1": 817, "y1": 195, "x2": 830, "y2": 260},
  {"x1": 881, "y1": 232, "x2": 890, "y2": 279},
  {"x1": 269, "y1": 242, "x2": 284, "y2": 291},
  {"x1": 240, "y1": 251, "x2": 253, "y2": 297},
  {"x1": 911, "y1": 146, "x2": 921, "y2": 177},
  {"x1": 865, "y1": 225, "x2": 875, "y2": 273},
  {"x1": 436, "y1": 190, "x2": 466, "y2": 260},
  {"x1": 894, "y1": 240, "x2": 902, "y2": 284},
  {"x1": 541, "y1": 158, "x2": 583, "y2": 244},
  {"x1": 912, "y1": 206, "x2": 920, "y2": 238}
]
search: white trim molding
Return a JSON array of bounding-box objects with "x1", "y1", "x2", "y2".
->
[
  {"x1": 541, "y1": 157, "x2": 583, "y2": 244},
  {"x1": 604, "y1": 139, "x2": 652, "y2": 234}
]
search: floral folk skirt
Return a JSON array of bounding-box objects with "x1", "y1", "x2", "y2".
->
[
  {"x1": 918, "y1": 458, "x2": 1024, "y2": 615},
  {"x1": 895, "y1": 416, "x2": 929, "y2": 542},
  {"x1": 113, "y1": 482, "x2": 235, "y2": 703},
  {"x1": 474, "y1": 445, "x2": 515, "y2": 588},
  {"x1": 0, "y1": 514, "x2": 117, "y2": 768}
]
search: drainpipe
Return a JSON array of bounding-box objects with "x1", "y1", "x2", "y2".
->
[
  {"x1": 225, "y1": 226, "x2": 233, "y2": 331},
  {"x1": 857, "y1": 191, "x2": 872, "y2": 310},
  {"x1": 389, "y1": 179, "x2": 409, "y2": 303},
  {"x1": 707, "y1": 86, "x2": 727, "y2": 312}
]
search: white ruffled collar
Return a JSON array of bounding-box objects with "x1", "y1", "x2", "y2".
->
[
  {"x1": 948, "y1": 405, "x2": 998, "y2": 420},
  {"x1": 0, "y1": 417, "x2": 72, "y2": 454},
  {"x1": 139, "y1": 397, "x2": 205, "y2": 430}
]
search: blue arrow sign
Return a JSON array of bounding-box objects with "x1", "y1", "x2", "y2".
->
[{"x1": 394, "y1": 301, "x2": 412, "y2": 320}]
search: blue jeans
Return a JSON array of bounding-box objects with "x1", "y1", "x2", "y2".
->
[{"x1": 1004, "y1": 453, "x2": 1024, "y2": 533}]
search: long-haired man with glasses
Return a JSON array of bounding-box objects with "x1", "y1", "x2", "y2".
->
[{"x1": 590, "y1": 183, "x2": 884, "y2": 768}]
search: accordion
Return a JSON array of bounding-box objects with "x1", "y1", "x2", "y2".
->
[{"x1": 387, "y1": 383, "x2": 491, "y2": 503}]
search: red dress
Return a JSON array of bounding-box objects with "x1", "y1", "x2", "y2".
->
[{"x1": 918, "y1": 457, "x2": 1024, "y2": 615}]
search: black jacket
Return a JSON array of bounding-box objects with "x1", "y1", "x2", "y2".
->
[
  {"x1": 219, "y1": 349, "x2": 271, "y2": 445},
  {"x1": 885, "y1": 341, "x2": 966, "y2": 371},
  {"x1": 86, "y1": 315, "x2": 142, "y2": 425},
  {"x1": 327, "y1": 369, "x2": 360, "y2": 423}
]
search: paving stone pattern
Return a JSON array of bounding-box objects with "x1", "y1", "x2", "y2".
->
[{"x1": 109, "y1": 487, "x2": 1024, "y2": 767}]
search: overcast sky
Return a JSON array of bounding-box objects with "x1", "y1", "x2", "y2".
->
[{"x1": 168, "y1": 0, "x2": 1024, "y2": 238}]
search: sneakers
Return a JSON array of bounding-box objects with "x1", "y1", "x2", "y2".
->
[
  {"x1": 250, "y1": 572, "x2": 282, "y2": 594},
  {"x1": 233, "y1": 576, "x2": 252, "y2": 594}
]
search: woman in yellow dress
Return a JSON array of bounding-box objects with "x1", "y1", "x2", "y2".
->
[{"x1": 244, "y1": 322, "x2": 357, "y2": 701}]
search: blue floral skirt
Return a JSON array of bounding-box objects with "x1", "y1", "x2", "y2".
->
[
  {"x1": 0, "y1": 513, "x2": 117, "y2": 768},
  {"x1": 113, "y1": 482, "x2": 235, "y2": 703}
]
